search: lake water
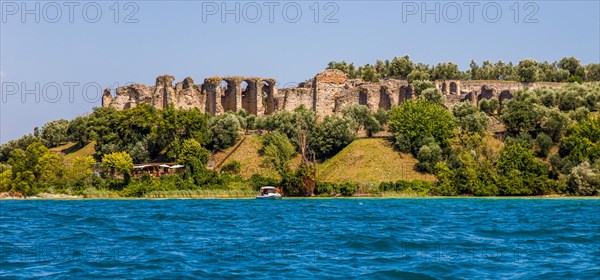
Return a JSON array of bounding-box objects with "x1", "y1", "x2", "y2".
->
[{"x1": 1, "y1": 198, "x2": 599, "y2": 279}]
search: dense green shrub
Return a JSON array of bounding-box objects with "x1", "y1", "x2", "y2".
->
[
  {"x1": 389, "y1": 99, "x2": 456, "y2": 156},
  {"x1": 496, "y1": 143, "x2": 553, "y2": 195},
  {"x1": 122, "y1": 175, "x2": 198, "y2": 197},
  {"x1": 570, "y1": 107, "x2": 590, "y2": 122},
  {"x1": 479, "y1": 99, "x2": 499, "y2": 115},
  {"x1": 40, "y1": 119, "x2": 69, "y2": 148},
  {"x1": 314, "y1": 182, "x2": 358, "y2": 196},
  {"x1": 248, "y1": 174, "x2": 279, "y2": 191},
  {"x1": 420, "y1": 88, "x2": 444, "y2": 105},
  {"x1": 378, "y1": 180, "x2": 434, "y2": 194},
  {"x1": 567, "y1": 161, "x2": 600, "y2": 196},
  {"x1": 416, "y1": 144, "x2": 443, "y2": 173},
  {"x1": 535, "y1": 133, "x2": 553, "y2": 157},
  {"x1": 221, "y1": 160, "x2": 241, "y2": 175},
  {"x1": 310, "y1": 115, "x2": 355, "y2": 159},
  {"x1": 209, "y1": 113, "x2": 241, "y2": 151},
  {"x1": 558, "y1": 117, "x2": 600, "y2": 166},
  {"x1": 453, "y1": 102, "x2": 490, "y2": 134},
  {"x1": 411, "y1": 80, "x2": 435, "y2": 96},
  {"x1": 342, "y1": 104, "x2": 381, "y2": 137}
]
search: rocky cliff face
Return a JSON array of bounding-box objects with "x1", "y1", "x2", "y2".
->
[{"x1": 102, "y1": 70, "x2": 566, "y2": 117}]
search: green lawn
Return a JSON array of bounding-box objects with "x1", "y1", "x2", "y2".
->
[{"x1": 318, "y1": 138, "x2": 435, "y2": 185}]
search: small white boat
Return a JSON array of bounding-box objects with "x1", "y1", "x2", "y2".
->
[{"x1": 256, "y1": 186, "x2": 283, "y2": 199}]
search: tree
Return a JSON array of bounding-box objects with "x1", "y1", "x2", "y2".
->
[
  {"x1": 327, "y1": 61, "x2": 357, "y2": 78},
  {"x1": 342, "y1": 104, "x2": 381, "y2": 137},
  {"x1": 67, "y1": 116, "x2": 90, "y2": 147},
  {"x1": 539, "y1": 107, "x2": 571, "y2": 142},
  {"x1": 558, "y1": 57, "x2": 583, "y2": 77},
  {"x1": 496, "y1": 143, "x2": 551, "y2": 195},
  {"x1": 420, "y1": 88, "x2": 444, "y2": 105},
  {"x1": 389, "y1": 99, "x2": 457, "y2": 155},
  {"x1": 360, "y1": 64, "x2": 379, "y2": 82},
  {"x1": 499, "y1": 91, "x2": 544, "y2": 134},
  {"x1": 37, "y1": 152, "x2": 65, "y2": 191},
  {"x1": 261, "y1": 132, "x2": 296, "y2": 180},
  {"x1": 159, "y1": 106, "x2": 210, "y2": 148},
  {"x1": 374, "y1": 59, "x2": 389, "y2": 77},
  {"x1": 453, "y1": 102, "x2": 490, "y2": 134},
  {"x1": 127, "y1": 139, "x2": 150, "y2": 164},
  {"x1": 567, "y1": 161, "x2": 600, "y2": 195},
  {"x1": 221, "y1": 160, "x2": 241, "y2": 175},
  {"x1": 407, "y1": 70, "x2": 430, "y2": 83},
  {"x1": 3, "y1": 142, "x2": 62, "y2": 196},
  {"x1": 435, "y1": 153, "x2": 481, "y2": 195},
  {"x1": 411, "y1": 80, "x2": 435, "y2": 96},
  {"x1": 0, "y1": 134, "x2": 39, "y2": 162},
  {"x1": 258, "y1": 110, "x2": 296, "y2": 143},
  {"x1": 416, "y1": 144, "x2": 442, "y2": 173},
  {"x1": 374, "y1": 109, "x2": 390, "y2": 126},
  {"x1": 101, "y1": 152, "x2": 134, "y2": 184},
  {"x1": 67, "y1": 156, "x2": 96, "y2": 186},
  {"x1": 479, "y1": 99, "x2": 499, "y2": 115},
  {"x1": 516, "y1": 59, "x2": 540, "y2": 82},
  {"x1": 235, "y1": 109, "x2": 257, "y2": 133},
  {"x1": 88, "y1": 107, "x2": 124, "y2": 157},
  {"x1": 177, "y1": 138, "x2": 210, "y2": 183},
  {"x1": 558, "y1": 116, "x2": 600, "y2": 166},
  {"x1": 389, "y1": 55, "x2": 415, "y2": 79},
  {"x1": 557, "y1": 84, "x2": 588, "y2": 111},
  {"x1": 585, "y1": 64, "x2": 600, "y2": 81},
  {"x1": 40, "y1": 119, "x2": 69, "y2": 148},
  {"x1": 209, "y1": 113, "x2": 241, "y2": 151},
  {"x1": 310, "y1": 115, "x2": 355, "y2": 159},
  {"x1": 535, "y1": 133, "x2": 553, "y2": 157},
  {"x1": 570, "y1": 107, "x2": 590, "y2": 122},
  {"x1": 535, "y1": 88, "x2": 557, "y2": 107},
  {"x1": 431, "y1": 62, "x2": 461, "y2": 80},
  {"x1": 0, "y1": 170, "x2": 12, "y2": 192}
]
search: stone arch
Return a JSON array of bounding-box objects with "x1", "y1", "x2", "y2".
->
[
  {"x1": 220, "y1": 80, "x2": 237, "y2": 112},
  {"x1": 399, "y1": 85, "x2": 413, "y2": 104},
  {"x1": 499, "y1": 90, "x2": 513, "y2": 105},
  {"x1": 241, "y1": 80, "x2": 258, "y2": 115},
  {"x1": 441, "y1": 82, "x2": 447, "y2": 95},
  {"x1": 359, "y1": 88, "x2": 368, "y2": 106},
  {"x1": 461, "y1": 92, "x2": 475, "y2": 103},
  {"x1": 378, "y1": 86, "x2": 391, "y2": 110},
  {"x1": 449, "y1": 82, "x2": 458, "y2": 95},
  {"x1": 262, "y1": 80, "x2": 276, "y2": 114},
  {"x1": 478, "y1": 85, "x2": 494, "y2": 102}
]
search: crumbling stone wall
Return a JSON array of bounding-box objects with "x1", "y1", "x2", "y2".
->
[
  {"x1": 103, "y1": 71, "x2": 567, "y2": 118},
  {"x1": 102, "y1": 75, "x2": 277, "y2": 116}
]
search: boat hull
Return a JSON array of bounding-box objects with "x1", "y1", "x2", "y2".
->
[{"x1": 256, "y1": 194, "x2": 283, "y2": 199}]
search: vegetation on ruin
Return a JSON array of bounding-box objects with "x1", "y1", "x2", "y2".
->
[{"x1": 327, "y1": 56, "x2": 600, "y2": 83}]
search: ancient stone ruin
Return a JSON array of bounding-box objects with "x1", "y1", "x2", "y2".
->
[{"x1": 102, "y1": 70, "x2": 566, "y2": 117}]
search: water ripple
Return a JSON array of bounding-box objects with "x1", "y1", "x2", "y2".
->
[{"x1": 0, "y1": 198, "x2": 598, "y2": 279}]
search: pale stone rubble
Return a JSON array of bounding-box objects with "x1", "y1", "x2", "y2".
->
[{"x1": 102, "y1": 69, "x2": 566, "y2": 117}]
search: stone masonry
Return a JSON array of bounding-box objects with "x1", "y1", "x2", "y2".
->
[{"x1": 102, "y1": 70, "x2": 566, "y2": 117}]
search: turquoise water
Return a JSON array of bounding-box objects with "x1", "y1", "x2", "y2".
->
[{"x1": 1, "y1": 199, "x2": 599, "y2": 279}]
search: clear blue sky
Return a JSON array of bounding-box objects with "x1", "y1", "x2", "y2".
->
[{"x1": 1, "y1": 0, "x2": 599, "y2": 144}]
